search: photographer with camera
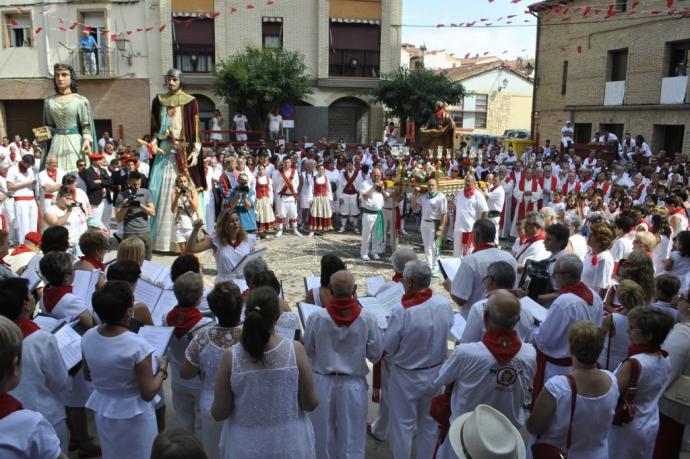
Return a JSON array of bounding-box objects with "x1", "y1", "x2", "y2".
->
[
  {"x1": 228, "y1": 173, "x2": 257, "y2": 234},
  {"x1": 171, "y1": 174, "x2": 199, "y2": 254},
  {"x1": 44, "y1": 185, "x2": 88, "y2": 247},
  {"x1": 115, "y1": 171, "x2": 155, "y2": 260}
]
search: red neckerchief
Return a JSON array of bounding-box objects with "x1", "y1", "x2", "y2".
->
[
  {"x1": 80, "y1": 255, "x2": 106, "y2": 272},
  {"x1": 46, "y1": 168, "x2": 58, "y2": 182},
  {"x1": 10, "y1": 244, "x2": 35, "y2": 256},
  {"x1": 463, "y1": 186, "x2": 476, "y2": 199},
  {"x1": 591, "y1": 253, "x2": 599, "y2": 266},
  {"x1": 516, "y1": 232, "x2": 546, "y2": 259},
  {"x1": 166, "y1": 307, "x2": 203, "y2": 337},
  {"x1": 401, "y1": 288, "x2": 433, "y2": 308},
  {"x1": 18, "y1": 163, "x2": 28, "y2": 174},
  {"x1": 15, "y1": 318, "x2": 39, "y2": 339},
  {"x1": 473, "y1": 243, "x2": 497, "y2": 253},
  {"x1": 392, "y1": 272, "x2": 403, "y2": 283},
  {"x1": 0, "y1": 394, "x2": 23, "y2": 420},
  {"x1": 490, "y1": 184, "x2": 500, "y2": 192},
  {"x1": 325, "y1": 297, "x2": 362, "y2": 327},
  {"x1": 559, "y1": 282, "x2": 593, "y2": 305},
  {"x1": 670, "y1": 208, "x2": 686, "y2": 217},
  {"x1": 42, "y1": 286, "x2": 73, "y2": 313},
  {"x1": 628, "y1": 344, "x2": 668, "y2": 358},
  {"x1": 482, "y1": 329, "x2": 522, "y2": 365},
  {"x1": 229, "y1": 239, "x2": 242, "y2": 249},
  {"x1": 325, "y1": 164, "x2": 335, "y2": 172}
]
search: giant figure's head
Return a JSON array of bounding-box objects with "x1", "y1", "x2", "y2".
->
[
  {"x1": 165, "y1": 68, "x2": 183, "y2": 93},
  {"x1": 53, "y1": 63, "x2": 78, "y2": 94}
]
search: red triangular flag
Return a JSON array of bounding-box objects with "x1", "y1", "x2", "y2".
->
[
  {"x1": 35, "y1": 27, "x2": 43, "y2": 34},
  {"x1": 577, "y1": 45, "x2": 583, "y2": 54},
  {"x1": 212, "y1": 11, "x2": 221, "y2": 17},
  {"x1": 667, "y1": 0, "x2": 674, "y2": 8},
  {"x1": 159, "y1": 24, "x2": 166, "y2": 32},
  {"x1": 145, "y1": 27, "x2": 154, "y2": 32},
  {"x1": 246, "y1": 4, "x2": 255, "y2": 9},
  {"x1": 230, "y1": 7, "x2": 238, "y2": 12},
  {"x1": 9, "y1": 18, "x2": 17, "y2": 26},
  {"x1": 69, "y1": 22, "x2": 78, "y2": 30}
]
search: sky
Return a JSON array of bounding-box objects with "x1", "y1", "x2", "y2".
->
[{"x1": 401, "y1": 0, "x2": 538, "y2": 59}]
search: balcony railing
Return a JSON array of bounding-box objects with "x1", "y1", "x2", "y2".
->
[
  {"x1": 173, "y1": 48, "x2": 215, "y2": 74},
  {"x1": 329, "y1": 49, "x2": 380, "y2": 78},
  {"x1": 69, "y1": 48, "x2": 119, "y2": 78}
]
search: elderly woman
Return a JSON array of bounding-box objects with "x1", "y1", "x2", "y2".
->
[
  {"x1": 664, "y1": 231, "x2": 690, "y2": 294},
  {"x1": 608, "y1": 308, "x2": 675, "y2": 459},
  {"x1": 599, "y1": 280, "x2": 646, "y2": 371},
  {"x1": 566, "y1": 215, "x2": 587, "y2": 261},
  {"x1": 633, "y1": 230, "x2": 658, "y2": 259},
  {"x1": 117, "y1": 236, "x2": 146, "y2": 267},
  {"x1": 75, "y1": 229, "x2": 109, "y2": 274},
  {"x1": 241, "y1": 256, "x2": 268, "y2": 296},
  {"x1": 527, "y1": 320, "x2": 618, "y2": 459},
  {"x1": 582, "y1": 223, "x2": 615, "y2": 298},
  {"x1": 304, "y1": 253, "x2": 346, "y2": 306}
]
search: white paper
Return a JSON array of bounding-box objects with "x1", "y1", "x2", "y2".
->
[
  {"x1": 604, "y1": 80, "x2": 625, "y2": 106},
  {"x1": 53, "y1": 324, "x2": 82, "y2": 370},
  {"x1": 33, "y1": 315, "x2": 62, "y2": 332},
  {"x1": 297, "y1": 302, "x2": 322, "y2": 329},
  {"x1": 138, "y1": 326, "x2": 174, "y2": 374},
  {"x1": 358, "y1": 297, "x2": 392, "y2": 329},
  {"x1": 366, "y1": 276, "x2": 386, "y2": 296},
  {"x1": 197, "y1": 288, "x2": 212, "y2": 315},
  {"x1": 231, "y1": 247, "x2": 268, "y2": 274},
  {"x1": 303, "y1": 276, "x2": 321, "y2": 293},
  {"x1": 375, "y1": 282, "x2": 404, "y2": 310},
  {"x1": 451, "y1": 314, "x2": 467, "y2": 340},
  {"x1": 151, "y1": 290, "x2": 178, "y2": 326},
  {"x1": 21, "y1": 255, "x2": 43, "y2": 290},
  {"x1": 521, "y1": 296, "x2": 548, "y2": 323},
  {"x1": 134, "y1": 279, "x2": 164, "y2": 309},
  {"x1": 141, "y1": 260, "x2": 171, "y2": 285},
  {"x1": 71, "y1": 270, "x2": 99, "y2": 307},
  {"x1": 438, "y1": 258, "x2": 462, "y2": 281}
]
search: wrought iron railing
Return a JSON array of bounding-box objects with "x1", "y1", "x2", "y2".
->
[
  {"x1": 329, "y1": 49, "x2": 380, "y2": 78},
  {"x1": 173, "y1": 48, "x2": 215, "y2": 74},
  {"x1": 69, "y1": 47, "x2": 118, "y2": 78}
]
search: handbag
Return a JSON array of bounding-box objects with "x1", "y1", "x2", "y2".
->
[
  {"x1": 519, "y1": 259, "x2": 552, "y2": 301},
  {"x1": 430, "y1": 382, "x2": 454, "y2": 430},
  {"x1": 612, "y1": 358, "x2": 640, "y2": 426},
  {"x1": 531, "y1": 374, "x2": 577, "y2": 459},
  {"x1": 663, "y1": 374, "x2": 690, "y2": 407}
]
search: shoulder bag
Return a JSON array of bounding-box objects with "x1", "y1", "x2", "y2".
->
[
  {"x1": 612, "y1": 358, "x2": 640, "y2": 426},
  {"x1": 531, "y1": 374, "x2": 577, "y2": 459}
]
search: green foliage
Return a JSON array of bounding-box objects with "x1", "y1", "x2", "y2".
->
[
  {"x1": 214, "y1": 47, "x2": 312, "y2": 121},
  {"x1": 370, "y1": 67, "x2": 464, "y2": 133}
]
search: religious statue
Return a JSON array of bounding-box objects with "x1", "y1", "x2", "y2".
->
[
  {"x1": 420, "y1": 105, "x2": 456, "y2": 155},
  {"x1": 41, "y1": 63, "x2": 95, "y2": 173},
  {"x1": 148, "y1": 68, "x2": 206, "y2": 252}
]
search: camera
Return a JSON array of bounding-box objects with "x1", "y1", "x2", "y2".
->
[
  {"x1": 68, "y1": 201, "x2": 83, "y2": 209},
  {"x1": 238, "y1": 184, "x2": 249, "y2": 192},
  {"x1": 179, "y1": 186, "x2": 188, "y2": 194},
  {"x1": 125, "y1": 197, "x2": 141, "y2": 207}
]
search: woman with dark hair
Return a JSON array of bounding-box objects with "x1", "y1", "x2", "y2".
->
[
  {"x1": 664, "y1": 230, "x2": 690, "y2": 293},
  {"x1": 41, "y1": 226, "x2": 70, "y2": 254},
  {"x1": 304, "y1": 253, "x2": 346, "y2": 306},
  {"x1": 652, "y1": 214, "x2": 673, "y2": 274},
  {"x1": 611, "y1": 215, "x2": 635, "y2": 274},
  {"x1": 82, "y1": 280, "x2": 169, "y2": 459},
  {"x1": 43, "y1": 63, "x2": 95, "y2": 173},
  {"x1": 617, "y1": 251, "x2": 656, "y2": 307},
  {"x1": 151, "y1": 428, "x2": 208, "y2": 459},
  {"x1": 252, "y1": 270, "x2": 300, "y2": 337},
  {"x1": 212, "y1": 286, "x2": 318, "y2": 459},
  {"x1": 105, "y1": 260, "x2": 154, "y2": 327}
]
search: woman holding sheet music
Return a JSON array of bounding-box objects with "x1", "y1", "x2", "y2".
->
[
  {"x1": 82, "y1": 280, "x2": 169, "y2": 459},
  {"x1": 304, "y1": 253, "x2": 346, "y2": 307},
  {"x1": 187, "y1": 209, "x2": 253, "y2": 283}
]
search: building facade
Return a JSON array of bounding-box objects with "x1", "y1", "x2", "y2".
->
[{"x1": 530, "y1": 0, "x2": 690, "y2": 155}]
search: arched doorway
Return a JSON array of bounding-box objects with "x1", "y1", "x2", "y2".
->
[
  {"x1": 192, "y1": 94, "x2": 216, "y2": 139},
  {"x1": 328, "y1": 97, "x2": 369, "y2": 144}
]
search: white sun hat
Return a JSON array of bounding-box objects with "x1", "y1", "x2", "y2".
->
[{"x1": 448, "y1": 404, "x2": 526, "y2": 459}]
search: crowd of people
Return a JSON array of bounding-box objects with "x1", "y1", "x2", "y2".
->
[{"x1": 0, "y1": 125, "x2": 689, "y2": 459}]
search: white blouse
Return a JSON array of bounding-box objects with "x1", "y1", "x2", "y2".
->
[{"x1": 212, "y1": 236, "x2": 253, "y2": 283}]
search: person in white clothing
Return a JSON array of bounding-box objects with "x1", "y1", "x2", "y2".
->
[
  {"x1": 511, "y1": 166, "x2": 542, "y2": 237},
  {"x1": 532, "y1": 255, "x2": 604, "y2": 404},
  {"x1": 38, "y1": 156, "x2": 66, "y2": 212},
  {"x1": 360, "y1": 169, "x2": 388, "y2": 261},
  {"x1": 299, "y1": 160, "x2": 316, "y2": 228},
  {"x1": 337, "y1": 161, "x2": 363, "y2": 233},
  {"x1": 667, "y1": 196, "x2": 688, "y2": 238},
  {"x1": 413, "y1": 179, "x2": 447, "y2": 272},
  {"x1": 304, "y1": 270, "x2": 383, "y2": 459},
  {"x1": 232, "y1": 110, "x2": 250, "y2": 141},
  {"x1": 483, "y1": 174, "x2": 505, "y2": 244},
  {"x1": 445, "y1": 219, "x2": 517, "y2": 318},
  {"x1": 581, "y1": 223, "x2": 615, "y2": 298},
  {"x1": 561, "y1": 121, "x2": 574, "y2": 148},
  {"x1": 515, "y1": 212, "x2": 551, "y2": 273},
  {"x1": 434, "y1": 290, "x2": 536, "y2": 459},
  {"x1": 6, "y1": 155, "x2": 39, "y2": 244},
  {"x1": 384, "y1": 260, "x2": 454, "y2": 459},
  {"x1": 0, "y1": 316, "x2": 67, "y2": 459},
  {"x1": 453, "y1": 176, "x2": 488, "y2": 257},
  {"x1": 44, "y1": 186, "x2": 89, "y2": 247},
  {"x1": 272, "y1": 158, "x2": 301, "y2": 237},
  {"x1": 266, "y1": 108, "x2": 283, "y2": 142}
]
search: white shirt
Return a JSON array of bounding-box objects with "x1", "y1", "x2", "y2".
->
[
  {"x1": 233, "y1": 115, "x2": 249, "y2": 132},
  {"x1": 461, "y1": 297, "x2": 536, "y2": 344},
  {"x1": 38, "y1": 168, "x2": 66, "y2": 198},
  {"x1": 568, "y1": 234, "x2": 588, "y2": 261},
  {"x1": 515, "y1": 239, "x2": 550, "y2": 265},
  {"x1": 486, "y1": 186, "x2": 505, "y2": 213},
  {"x1": 46, "y1": 204, "x2": 88, "y2": 245},
  {"x1": 581, "y1": 250, "x2": 615, "y2": 292},
  {"x1": 6, "y1": 164, "x2": 36, "y2": 198},
  {"x1": 137, "y1": 161, "x2": 150, "y2": 178},
  {"x1": 0, "y1": 410, "x2": 62, "y2": 459},
  {"x1": 39, "y1": 292, "x2": 90, "y2": 323},
  {"x1": 454, "y1": 190, "x2": 488, "y2": 232},
  {"x1": 610, "y1": 236, "x2": 634, "y2": 262},
  {"x1": 360, "y1": 180, "x2": 385, "y2": 212},
  {"x1": 304, "y1": 307, "x2": 383, "y2": 376},
  {"x1": 267, "y1": 113, "x2": 283, "y2": 132},
  {"x1": 419, "y1": 192, "x2": 447, "y2": 221}
]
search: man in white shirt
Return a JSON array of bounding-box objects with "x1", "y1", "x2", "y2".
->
[
  {"x1": 232, "y1": 110, "x2": 250, "y2": 141},
  {"x1": 560, "y1": 121, "x2": 574, "y2": 148},
  {"x1": 337, "y1": 161, "x2": 363, "y2": 233},
  {"x1": 359, "y1": 168, "x2": 388, "y2": 261},
  {"x1": 413, "y1": 179, "x2": 447, "y2": 272},
  {"x1": 483, "y1": 174, "x2": 505, "y2": 244},
  {"x1": 7, "y1": 155, "x2": 39, "y2": 244},
  {"x1": 453, "y1": 176, "x2": 488, "y2": 257},
  {"x1": 434, "y1": 290, "x2": 536, "y2": 459},
  {"x1": 385, "y1": 260, "x2": 454, "y2": 459},
  {"x1": 532, "y1": 254, "x2": 604, "y2": 403},
  {"x1": 38, "y1": 156, "x2": 65, "y2": 213},
  {"x1": 266, "y1": 108, "x2": 283, "y2": 142},
  {"x1": 445, "y1": 219, "x2": 517, "y2": 318},
  {"x1": 515, "y1": 211, "x2": 551, "y2": 273},
  {"x1": 304, "y1": 270, "x2": 383, "y2": 459},
  {"x1": 97, "y1": 131, "x2": 112, "y2": 153},
  {"x1": 272, "y1": 158, "x2": 301, "y2": 237}
]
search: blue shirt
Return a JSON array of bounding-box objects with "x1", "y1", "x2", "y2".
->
[
  {"x1": 228, "y1": 188, "x2": 257, "y2": 232},
  {"x1": 79, "y1": 35, "x2": 97, "y2": 51}
]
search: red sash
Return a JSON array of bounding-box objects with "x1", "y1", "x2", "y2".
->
[
  {"x1": 516, "y1": 176, "x2": 539, "y2": 220},
  {"x1": 592, "y1": 181, "x2": 611, "y2": 196},
  {"x1": 343, "y1": 170, "x2": 358, "y2": 194},
  {"x1": 532, "y1": 349, "x2": 573, "y2": 405},
  {"x1": 634, "y1": 183, "x2": 645, "y2": 200},
  {"x1": 516, "y1": 232, "x2": 546, "y2": 260},
  {"x1": 539, "y1": 176, "x2": 558, "y2": 192},
  {"x1": 279, "y1": 169, "x2": 297, "y2": 196},
  {"x1": 562, "y1": 181, "x2": 580, "y2": 196}
]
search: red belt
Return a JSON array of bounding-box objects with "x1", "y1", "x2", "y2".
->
[
  {"x1": 14, "y1": 196, "x2": 35, "y2": 201},
  {"x1": 44, "y1": 194, "x2": 54, "y2": 199}
]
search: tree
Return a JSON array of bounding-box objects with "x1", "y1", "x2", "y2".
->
[
  {"x1": 214, "y1": 47, "x2": 312, "y2": 125},
  {"x1": 370, "y1": 67, "x2": 464, "y2": 136}
]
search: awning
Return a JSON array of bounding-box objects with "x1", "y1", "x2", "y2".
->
[{"x1": 330, "y1": 17, "x2": 380, "y2": 25}]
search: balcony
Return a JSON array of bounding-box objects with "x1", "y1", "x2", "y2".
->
[
  {"x1": 173, "y1": 47, "x2": 214, "y2": 74},
  {"x1": 603, "y1": 80, "x2": 625, "y2": 106},
  {"x1": 660, "y1": 75, "x2": 688, "y2": 104},
  {"x1": 329, "y1": 49, "x2": 380, "y2": 78},
  {"x1": 68, "y1": 48, "x2": 119, "y2": 78}
]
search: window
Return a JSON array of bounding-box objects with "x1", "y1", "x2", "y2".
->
[
  {"x1": 450, "y1": 111, "x2": 463, "y2": 126},
  {"x1": 666, "y1": 40, "x2": 690, "y2": 77},
  {"x1": 454, "y1": 94, "x2": 488, "y2": 130},
  {"x1": 3, "y1": 13, "x2": 32, "y2": 47},
  {"x1": 474, "y1": 94, "x2": 488, "y2": 129},
  {"x1": 615, "y1": 0, "x2": 627, "y2": 12},
  {"x1": 262, "y1": 18, "x2": 282, "y2": 49},
  {"x1": 574, "y1": 123, "x2": 592, "y2": 144},
  {"x1": 561, "y1": 60, "x2": 568, "y2": 95},
  {"x1": 77, "y1": 12, "x2": 111, "y2": 77},
  {"x1": 173, "y1": 17, "x2": 214, "y2": 73},
  {"x1": 607, "y1": 48, "x2": 628, "y2": 81},
  {"x1": 329, "y1": 22, "x2": 380, "y2": 78}
]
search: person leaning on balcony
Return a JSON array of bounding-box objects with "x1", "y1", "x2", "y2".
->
[{"x1": 79, "y1": 30, "x2": 99, "y2": 76}]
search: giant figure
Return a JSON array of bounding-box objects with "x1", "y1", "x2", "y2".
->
[
  {"x1": 42, "y1": 63, "x2": 95, "y2": 173},
  {"x1": 149, "y1": 68, "x2": 207, "y2": 252}
]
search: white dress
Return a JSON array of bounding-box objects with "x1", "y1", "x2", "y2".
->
[
  {"x1": 219, "y1": 339, "x2": 315, "y2": 459},
  {"x1": 608, "y1": 352, "x2": 671, "y2": 459},
  {"x1": 212, "y1": 236, "x2": 252, "y2": 283},
  {"x1": 210, "y1": 116, "x2": 223, "y2": 141},
  {"x1": 528, "y1": 372, "x2": 618, "y2": 459},
  {"x1": 82, "y1": 329, "x2": 158, "y2": 459}
]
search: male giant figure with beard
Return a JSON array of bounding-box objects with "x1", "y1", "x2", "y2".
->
[{"x1": 148, "y1": 68, "x2": 206, "y2": 252}]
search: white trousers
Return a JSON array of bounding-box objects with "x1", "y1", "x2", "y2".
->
[
  {"x1": 490, "y1": 216, "x2": 501, "y2": 245},
  {"x1": 14, "y1": 199, "x2": 38, "y2": 244},
  {"x1": 370, "y1": 357, "x2": 390, "y2": 440},
  {"x1": 310, "y1": 373, "x2": 368, "y2": 459},
  {"x1": 171, "y1": 382, "x2": 201, "y2": 435},
  {"x1": 2, "y1": 200, "x2": 17, "y2": 242},
  {"x1": 275, "y1": 195, "x2": 298, "y2": 225},
  {"x1": 361, "y1": 212, "x2": 384, "y2": 257},
  {"x1": 383, "y1": 208, "x2": 395, "y2": 242},
  {"x1": 340, "y1": 193, "x2": 360, "y2": 216},
  {"x1": 420, "y1": 220, "x2": 438, "y2": 270},
  {"x1": 387, "y1": 364, "x2": 440, "y2": 459},
  {"x1": 200, "y1": 412, "x2": 222, "y2": 459},
  {"x1": 101, "y1": 200, "x2": 112, "y2": 231}
]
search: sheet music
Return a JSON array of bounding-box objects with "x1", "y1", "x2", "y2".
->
[
  {"x1": 134, "y1": 279, "x2": 164, "y2": 311},
  {"x1": 375, "y1": 282, "x2": 404, "y2": 310},
  {"x1": 366, "y1": 276, "x2": 386, "y2": 296},
  {"x1": 451, "y1": 314, "x2": 467, "y2": 340},
  {"x1": 297, "y1": 302, "x2": 322, "y2": 329},
  {"x1": 71, "y1": 270, "x2": 99, "y2": 306},
  {"x1": 53, "y1": 324, "x2": 82, "y2": 370},
  {"x1": 141, "y1": 260, "x2": 171, "y2": 285},
  {"x1": 197, "y1": 288, "x2": 212, "y2": 315},
  {"x1": 151, "y1": 290, "x2": 178, "y2": 326},
  {"x1": 304, "y1": 277, "x2": 320, "y2": 293},
  {"x1": 438, "y1": 258, "x2": 462, "y2": 281},
  {"x1": 357, "y1": 297, "x2": 391, "y2": 329},
  {"x1": 521, "y1": 297, "x2": 548, "y2": 323},
  {"x1": 138, "y1": 326, "x2": 174, "y2": 374},
  {"x1": 231, "y1": 247, "x2": 268, "y2": 274},
  {"x1": 33, "y1": 315, "x2": 62, "y2": 332},
  {"x1": 21, "y1": 255, "x2": 43, "y2": 290}
]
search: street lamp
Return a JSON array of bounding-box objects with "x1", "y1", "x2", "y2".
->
[
  {"x1": 498, "y1": 77, "x2": 509, "y2": 92},
  {"x1": 113, "y1": 33, "x2": 133, "y2": 66}
]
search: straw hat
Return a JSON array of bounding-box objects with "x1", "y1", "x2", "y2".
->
[{"x1": 448, "y1": 405, "x2": 525, "y2": 459}]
